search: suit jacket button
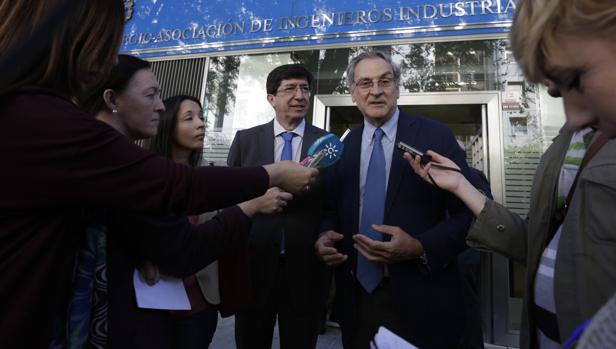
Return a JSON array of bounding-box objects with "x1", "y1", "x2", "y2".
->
[{"x1": 496, "y1": 224, "x2": 505, "y2": 232}]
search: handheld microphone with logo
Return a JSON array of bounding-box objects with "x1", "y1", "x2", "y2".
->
[{"x1": 300, "y1": 133, "x2": 344, "y2": 168}]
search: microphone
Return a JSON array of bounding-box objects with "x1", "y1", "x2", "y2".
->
[{"x1": 300, "y1": 133, "x2": 344, "y2": 168}]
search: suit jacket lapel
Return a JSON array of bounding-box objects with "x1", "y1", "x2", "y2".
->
[
  {"x1": 259, "y1": 120, "x2": 275, "y2": 165},
  {"x1": 385, "y1": 112, "x2": 413, "y2": 216},
  {"x1": 301, "y1": 124, "x2": 320, "y2": 159},
  {"x1": 347, "y1": 126, "x2": 363, "y2": 236}
]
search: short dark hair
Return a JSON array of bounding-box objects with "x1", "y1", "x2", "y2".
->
[
  {"x1": 150, "y1": 95, "x2": 203, "y2": 167},
  {"x1": 80, "y1": 54, "x2": 151, "y2": 115},
  {"x1": 266, "y1": 64, "x2": 314, "y2": 95}
]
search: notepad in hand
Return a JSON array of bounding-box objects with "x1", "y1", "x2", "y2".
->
[
  {"x1": 370, "y1": 326, "x2": 419, "y2": 349},
  {"x1": 133, "y1": 269, "x2": 191, "y2": 310}
]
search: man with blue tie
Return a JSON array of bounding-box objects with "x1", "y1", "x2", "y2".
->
[
  {"x1": 228, "y1": 64, "x2": 329, "y2": 349},
  {"x1": 316, "y1": 51, "x2": 475, "y2": 349}
]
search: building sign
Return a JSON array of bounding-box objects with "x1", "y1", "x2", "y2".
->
[{"x1": 121, "y1": 0, "x2": 518, "y2": 58}]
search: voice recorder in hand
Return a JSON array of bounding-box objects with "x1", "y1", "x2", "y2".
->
[{"x1": 396, "y1": 141, "x2": 432, "y2": 165}]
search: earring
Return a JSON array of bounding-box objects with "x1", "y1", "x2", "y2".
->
[{"x1": 112, "y1": 108, "x2": 118, "y2": 113}]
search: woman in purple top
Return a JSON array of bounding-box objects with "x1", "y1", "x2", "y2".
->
[
  {"x1": 0, "y1": 1, "x2": 315, "y2": 347},
  {"x1": 78, "y1": 55, "x2": 292, "y2": 347}
]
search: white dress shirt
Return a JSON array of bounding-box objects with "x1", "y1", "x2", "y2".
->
[
  {"x1": 273, "y1": 117, "x2": 305, "y2": 163},
  {"x1": 359, "y1": 108, "x2": 399, "y2": 213}
]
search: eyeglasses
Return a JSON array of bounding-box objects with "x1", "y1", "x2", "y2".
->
[
  {"x1": 276, "y1": 84, "x2": 311, "y2": 96},
  {"x1": 353, "y1": 77, "x2": 396, "y2": 91}
]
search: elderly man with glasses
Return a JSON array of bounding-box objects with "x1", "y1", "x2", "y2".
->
[{"x1": 316, "y1": 51, "x2": 475, "y2": 349}]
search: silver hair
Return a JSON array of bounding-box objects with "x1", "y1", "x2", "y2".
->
[{"x1": 345, "y1": 50, "x2": 401, "y2": 90}]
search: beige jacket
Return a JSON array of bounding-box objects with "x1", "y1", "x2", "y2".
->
[
  {"x1": 467, "y1": 128, "x2": 616, "y2": 348},
  {"x1": 194, "y1": 211, "x2": 221, "y2": 305}
]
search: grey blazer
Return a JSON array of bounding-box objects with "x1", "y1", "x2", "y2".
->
[{"x1": 195, "y1": 211, "x2": 221, "y2": 305}]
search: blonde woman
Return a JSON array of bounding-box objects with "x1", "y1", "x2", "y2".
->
[{"x1": 406, "y1": 1, "x2": 616, "y2": 348}]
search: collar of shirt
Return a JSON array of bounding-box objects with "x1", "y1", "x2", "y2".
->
[
  {"x1": 273, "y1": 117, "x2": 306, "y2": 138},
  {"x1": 362, "y1": 107, "x2": 399, "y2": 145}
]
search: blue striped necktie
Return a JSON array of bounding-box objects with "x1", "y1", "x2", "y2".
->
[
  {"x1": 357, "y1": 128, "x2": 386, "y2": 293},
  {"x1": 280, "y1": 132, "x2": 295, "y2": 161},
  {"x1": 279, "y1": 131, "x2": 295, "y2": 254}
]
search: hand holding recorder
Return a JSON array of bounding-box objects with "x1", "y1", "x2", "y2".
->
[
  {"x1": 396, "y1": 141, "x2": 432, "y2": 165},
  {"x1": 402, "y1": 146, "x2": 466, "y2": 193},
  {"x1": 403, "y1": 146, "x2": 489, "y2": 216}
]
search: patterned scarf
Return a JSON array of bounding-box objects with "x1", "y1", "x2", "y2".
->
[{"x1": 52, "y1": 211, "x2": 108, "y2": 349}]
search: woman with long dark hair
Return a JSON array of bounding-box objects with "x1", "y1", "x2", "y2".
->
[
  {"x1": 149, "y1": 95, "x2": 220, "y2": 348},
  {"x1": 150, "y1": 95, "x2": 205, "y2": 167},
  {"x1": 0, "y1": 2, "x2": 314, "y2": 346}
]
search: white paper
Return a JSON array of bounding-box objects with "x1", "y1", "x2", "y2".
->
[
  {"x1": 372, "y1": 326, "x2": 419, "y2": 349},
  {"x1": 133, "y1": 269, "x2": 191, "y2": 310}
]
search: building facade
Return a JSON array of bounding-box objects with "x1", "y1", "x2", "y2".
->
[{"x1": 120, "y1": 1, "x2": 566, "y2": 347}]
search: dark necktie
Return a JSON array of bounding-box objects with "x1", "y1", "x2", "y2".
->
[{"x1": 357, "y1": 128, "x2": 386, "y2": 293}]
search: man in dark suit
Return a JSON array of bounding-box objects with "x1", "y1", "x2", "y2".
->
[
  {"x1": 315, "y1": 51, "x2": 474, "y2": 349},
  {"x1": 228, "y1": 64, "x2": 329, "y2": 349}
]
